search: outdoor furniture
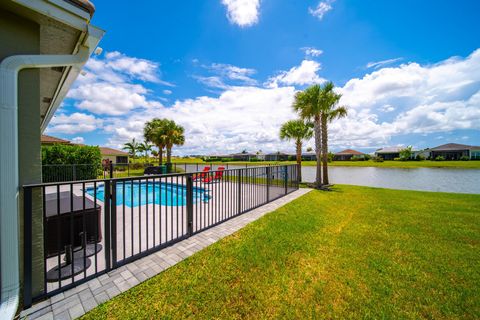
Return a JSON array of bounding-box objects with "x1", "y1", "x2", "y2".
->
[
  {"x1": 144, "y1": 165, "x2": 167, "y2": 175},
  {"x1": 202, "y1": 167, "x2": 225, "y2": 183},
  {"x1": 45, "y1": 191, "x2": 102, "y2": 258},
  {"x1": 193, "y1": 166, "x2": 210, "y2": 181}
]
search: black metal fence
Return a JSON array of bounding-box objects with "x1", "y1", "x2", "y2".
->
[
  {"x1": 42, "y1": 164, "x2": 101, "y2": 183},
  {"x1": 22, "y1": 165, "x2": 299, "y2": 308}
]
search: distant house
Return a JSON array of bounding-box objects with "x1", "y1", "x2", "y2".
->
[
  {"x1": 334, "y1": 149, "x2": 365, "y2": 161},
  {"x1": 375, "y1": 147, "x2": 404, "y2": 160},
  {"x1": 99, "y1": 147, "x2": 129, "y2": 164},
  {"x1": 231, "y1": 152, "x2": 257, "y2": 161},
  {"x1": 265, "y1": 152, "x2": 290, "y2": 161},
  {"x1": 301, "y1": 152, "x2": 317, "y2": 161},
  {"x1": 429, "y1": 143, "x2": 480, "y2": 160},
  {"x1": 41, "y1": 135, "x2": 72, "y2": 145}
]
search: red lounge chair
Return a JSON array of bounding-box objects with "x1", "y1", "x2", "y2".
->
[
  {"x1": 193, "y1": 166, "x2": 210, "y2": 181},
  {"x1": 202, "y1": 167, "x2": 225, "y2": 183}
]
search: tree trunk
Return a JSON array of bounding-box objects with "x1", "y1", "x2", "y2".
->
[
  {"x1": 321, "y1": 114, "x2": 329, "y2": 185},
  {"x1": 296, "y1": 140, "x2": 302, "y2": 182},
  {"x1": 166, "y1": 145, "x2": 172, "y2": 164},
  {"x1": 158, "y1": 146, "x2": 163, "y2": 165},
  {"x1": 314, "y1": 115, "x2": 322, "y2": 187}
]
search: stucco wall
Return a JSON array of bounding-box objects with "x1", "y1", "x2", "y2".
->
[{"x1": 0, "y1": 10, "x2": 44, "y2": 299}]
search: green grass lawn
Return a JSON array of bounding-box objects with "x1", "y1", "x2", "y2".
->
[{"x1": 83, "y1": 186, "x2": 480, "y2": 319}]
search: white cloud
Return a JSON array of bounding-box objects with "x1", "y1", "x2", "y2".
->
[
  {"x1": 309, "y1": 1, "x2": 334, "y2": 20},
  {"x1": 68, "y1": 51, "x2": 165, "y2": 116},
  {"x1": 366, "y1": 57, "x2": 403, "y2": 69},
  {"x1": 209, "y1": 63, "x2": 257, "y2": 85},
  {"x1": 71, "y1": 136, "x2": 85, "y2": 144},
  {"x1": 301, "y1": 47, "x2": 323, "y2": 57},
  {"x1": 68, "y1": 82, "x2": 162, "y2": 115},
  {"x1": 195, "y1": 62, "x2": 257, "y2": 89},
  {"x1": 266, "y1": 60, "x2": 326, "y2": 88},
  {"x1": 163, "y1": 90, "x2": 173, "y2": 95},
  {"x1": 103, "y1": 86, "x2": 298, "y2": 154},
  {"x1": 47, "y1": 113, "x2": 103, "y2": 134},
  {"x1": 222, "y1": 0, "x2": 260, "y2": 27},
  {"x1": 338, "y1": 49, "x2": 480, "y2": 140}
]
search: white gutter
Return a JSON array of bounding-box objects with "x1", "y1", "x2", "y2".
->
[{"x1": 0, "y1": 46, "x2": 89, "y2": 320}]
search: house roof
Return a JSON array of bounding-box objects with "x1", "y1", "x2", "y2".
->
[
  {"x1": 100, "y1": 147, "x2": 129, "y2": 156},
  {"x1": 375, "y1": 147, "x2": 403, "y2": 154},
  {"x1": 41, "y1": 135, "x2": 71, "y2": 144},
  {"x1": 335, "y1": 149, "x2": 364, "y2": 155},
  {"x1": 65, "y1": 0, "x2": 96, "y2": 16},
  {"x1": 430, "y1": 143, "x2": 480, "y2": 151},
  {"x1": 266, "y1": 152, "x2": 290, "y2": 156}
]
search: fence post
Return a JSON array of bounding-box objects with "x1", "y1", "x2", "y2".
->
[
  {"x1": 237, "y1": 170, "x2": 242, "y2": 214},
  {"x1": 104, "y1": 179, "x2": 111, "y2": 271},
  {"x1": 72, "y1": 165, "x2": 76, "y2": 181},
  {"x1": 266, "y1": 166, "x2": 271, "y2": 202},
  {"x1": 284, "y1": 165, "x2": 288, "y2": 195},
  {"x1": 23, "y1": 186, "x2": 33, "y2": 308},
  {"x1": 109, "y1": 161, "x2": 113, "y2": 179},
  {"x1": 111, "y1": 181, "x2": 117, "y2": 267},
  {"x1": 186, "y1": 174, "x2": 194, "y2": 235}
]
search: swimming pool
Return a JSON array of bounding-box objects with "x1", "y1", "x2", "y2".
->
[{"x1": 86, "y1": 181, "x2": 210, "y2": 207}]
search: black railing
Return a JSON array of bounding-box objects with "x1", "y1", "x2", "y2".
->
[
  {"x1": 42, "y1": 164, "x2": 101, "y2": 183},
  {"x1": 23, "y1": 165, "x2": 299, "y2": 308}
]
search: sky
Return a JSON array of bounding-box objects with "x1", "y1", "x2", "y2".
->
[{"x1": 46, "y1": 0, "x2": 480, "y2": 155}]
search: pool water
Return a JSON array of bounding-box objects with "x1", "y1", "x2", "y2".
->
[{"x1": 86, "y1": 182, "x2": 210, "y2": 207}]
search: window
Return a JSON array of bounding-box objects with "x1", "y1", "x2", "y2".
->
[{"x1": 116, "y1": 156, "x2": 128, "y2": 164}]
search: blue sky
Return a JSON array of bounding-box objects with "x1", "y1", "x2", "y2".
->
[{"x1": 46, "y1": 0, "x2": 480, "y2": 154}]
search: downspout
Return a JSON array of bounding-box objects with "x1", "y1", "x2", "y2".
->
[{"x1": 0, "y1": 46, "x2": 89, "y2": 319}]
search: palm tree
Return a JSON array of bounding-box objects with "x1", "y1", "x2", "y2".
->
[
  {"x1": 163, "y1": 120, "x2": 185, "y2": 165},
  {"x1": 319, "y1": 82, "x2": 348, "y2": 185},
  {"x1": 293, "y1": 82, "x2": 348, "y2": 187},
  {"x1": 138, "y1": 141, "x2": 153, "y2": 160},
  {"x1": 123, "y1": 138, "x2": 139, "y2": 159},
  {"x1": 279, "y1": 119, "x2": 313, "y2": 182},
  {"x1": 144, "y1": 118, "x2": 169, "y2": 165},
  {"x1": 293, "y1": 85, "x2": 323, "y2": 187}
]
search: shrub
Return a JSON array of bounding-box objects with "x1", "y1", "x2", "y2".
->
[
  {"x1": 399, "y1": 146, "x2": 413, "y2": 161},
  {"x1": 459, "y1": 155, "x2": 470, "y2": 161},
  {"x1": 351, "y1": 155, "x2": 365, "y2": 161},
  {"x1": 130, "y1": 162, "x2": 145, "y2": 170},
  {"x1": 393, "y1": 157, "x2": 401, "y2": 161},
  {"x1": 328, "y1": 152, "x2": 335, "y2": 163},
  {"x1": 42, "y1": 144, "x2": 102, "y2": 181},
  {"x1": 372, "y1": 156, "x2": 384, "y2": 162},
  {"x1": 434, "y1": 156, "x2": 445, "y2": 161},
  {"x1": 416, "y1": 154, "x2": 426, "y2": 161},
  {"x1": 363, "y1": 154, "x2": 371, "y2": 160}
]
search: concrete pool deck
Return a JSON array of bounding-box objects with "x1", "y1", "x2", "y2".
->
[{"x1": 21, "y1": 187, "x2": 311, "y2": 319}]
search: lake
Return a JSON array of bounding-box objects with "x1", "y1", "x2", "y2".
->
[{"x1": 176, "y1": 163, "x2": 480, "y2": 194}]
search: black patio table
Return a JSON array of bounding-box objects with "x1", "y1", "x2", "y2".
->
[{"x1": 44, "y1": 191, "x2": 102, "y2": 258}]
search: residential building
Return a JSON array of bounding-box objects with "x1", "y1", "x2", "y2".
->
[
  {"x1": 265, "y1": 152, "x2": 291, "y2": 161},
  {"x1": 0, "y1": 0, "x2": 103, "y2": 317},
  {"x1": 333, "y1": 149, "x2": 365, "y2": 161},
  {"x1": 429, "y1": 143, "x2": 480, "y2": 160},
  {"x1": 40, "y1": 134, "x2": 71, "y2": 145},
  {"x1": 231, "y1": 152, "x2": 257, "y2": 161},
  {"x1": 375, "y1": 147, "x2": 403, "y2": 160},
  {"x1": 100, "y1": 147, "x2": 129, "y2": 164},
  {"x1": 301, "y1": 152, "x2": 317, "y2": 161}
]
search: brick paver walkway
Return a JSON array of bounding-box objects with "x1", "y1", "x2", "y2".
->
[{"x1": 21, "y1": 188, "x2": 311, "y2": 320}]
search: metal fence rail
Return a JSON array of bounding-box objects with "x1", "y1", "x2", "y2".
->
[{"x1": 23, "y1": 164, "x2": 299, "y2": 308}]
